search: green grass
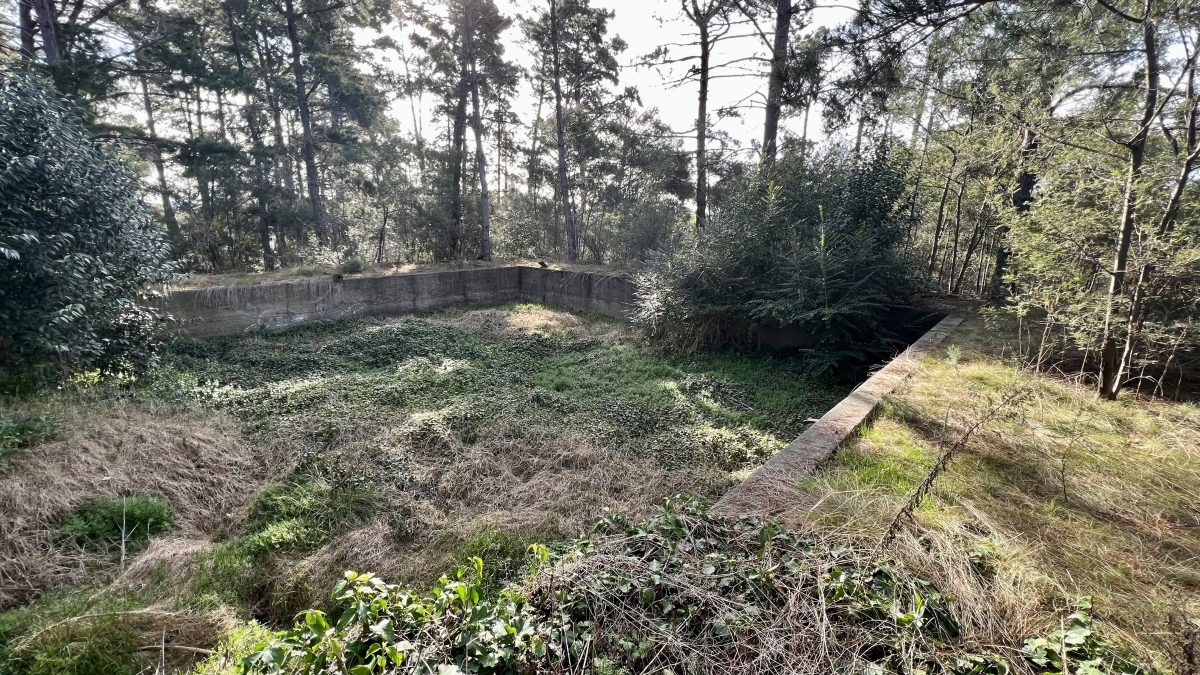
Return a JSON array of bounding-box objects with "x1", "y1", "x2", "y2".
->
[
  {"x1": 0, "y1": 415, "x2": 55, "y2": 470},
  {"x1": 57, "y1": 494, "x2": 174, "y2": 554},
  {"x1": 0, "y1": 304, "x2": 851, "y2": 673},
  {"x1": 801, "y1": 313, "x2": 1200, "y2": 665},
  {"x1": 158, "y1": 305, "x2": 847, "y2": 472}
]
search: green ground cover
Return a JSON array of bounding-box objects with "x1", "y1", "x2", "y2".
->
[{"x1": 0, "y1": 303, "x2": 850, "y2": 674}]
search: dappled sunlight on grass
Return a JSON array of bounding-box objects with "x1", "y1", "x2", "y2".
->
[{"x1": 799, "y1": 313, "x2": 1200, "y2": 664}]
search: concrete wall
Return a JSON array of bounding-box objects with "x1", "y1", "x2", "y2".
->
[{"x1": 163, "y1": 266, "x2": 635, "y2": 338}]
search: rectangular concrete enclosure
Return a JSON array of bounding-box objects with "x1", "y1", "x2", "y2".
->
[{"x1": 162, "y1": 266, "x2": 636, "y2": 338}]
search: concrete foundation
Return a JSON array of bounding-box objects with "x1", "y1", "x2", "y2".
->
[
  {"x1": 162, "y1": 266, "x2": 635, "y2": 338},
  {"x1": 713, "y1": 312, "x2": 966, "y2": 517}
]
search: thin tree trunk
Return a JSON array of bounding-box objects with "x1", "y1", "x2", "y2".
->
[
  {"x1": 953, "y1": 203, "x2": 988, "y2": 294},
  {"x1": 139, "y1": 75, "x2": 182, "y2": 249},
  {"x1": 550, "y1": 0, "x2": 578, "y2": 260},
  {"x1": 944, "y1": 178, "x2": 967, "y2": 288},
  {"x1": 31, "y1": 0, "x2": 60, "y2": 65},
  {"x1": 225, "y1": 2, "x2": 276, "y2": 269},
  {"x1": 284, "y1": 0, "x2": 327, "y2": 244},
  {"x1": 376, "y1": 206, "x2": 389, "y2": 264},
  {"x1": 18, "y1": 0, "x2": 36, "y2": 59},
  {"x1": 927, "y1": 153, "x2": 957, "y2": 273},
  {"x1": 760, "y1": 0, "x2": 791, "y2": 167},
  {"x1": 1112, "y1": 37, "x2": 1198, "y2": 397},
  {"x1": 694, "y1": 8, "x2": 711, "y2": 231},
  {"x1": 447, "y1": 59, "x2": 468, "y2": 261},
  {"x1": 465, "y1": 9, "x2": 492, "y2": 261},
  {"x1": 1099, "y1": 13, "x2": 1158, "y2": 399}
]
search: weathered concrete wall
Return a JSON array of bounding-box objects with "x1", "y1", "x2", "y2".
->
[
  {"x1": 712, "y1": 312, "x2": 966, "y2": 517},
  {"x1": 163, "y1": 266, "x2": 635, "y2": 338}
]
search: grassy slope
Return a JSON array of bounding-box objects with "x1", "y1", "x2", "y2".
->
[
  {"x1": 0, "y1": 304, "x2": 848, "y2": 674},
  {"x1": 798, "y1": 313, "x2": 1200, "y2": 664}
]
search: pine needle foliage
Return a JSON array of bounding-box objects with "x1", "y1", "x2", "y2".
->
[{"x1": 632, "y1": 142, "x2": 919, "y2": 374}]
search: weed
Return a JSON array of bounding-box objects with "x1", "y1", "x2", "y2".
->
[
  {"x1": 243, "y1": 498, "x2": 1160, "y2": 675},
  {"x1": 451, "y1": 527, "x2": 545, "y2": 593},
  {"x1": 338, "y1": 257, "x2": 366, "y2": 274},
  {"x1": 57, "y1": 494, "x2": 174, "y2": 556},
  {"x1": 0, "y1": 416, "x2": 55, "y2": 469}
]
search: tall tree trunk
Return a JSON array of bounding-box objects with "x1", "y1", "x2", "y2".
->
[
  {"x1": 139, "y1": 75, "x2": 182, "y2": 249},
  {"x1": 927, "y1": 152, "x2": 958, "y2": 273},
  {"x1": 1099, "y1": 14, "x2": 1158, "y2": 399},
  {"x1": 18, "y1": 0, "x2": 36, "y2": 59},
  {"x1": 992, "y1": 125, "x2": 1038, "y2": 304},
  {"x1": 447, "y1": 61, "x2": 468, "y2": 261},
  {"x1": 1111, "y1": 29, "x2": 1198, "y2": 397},
  {"x1": 550, "y1": 0, "x2": 578, "y2": 260},
  {"x1": 225, "y1": 2, "x2": 276, "y2": 269},
  {"x1": 694, "y1": 10, "x2": 711, "y2": 231},
  {"x1": 31, "y1": 0, "x2": 60, "y2": 65},
  {"x1": 284, "y1": 0, "x2": 327, "y2": 245},
  {"x1": 465, "y1": 10, "x2": 492, "y2": 261},
  {"x1": 760, "y1": 0, "x2": 792, "y2": 167}
]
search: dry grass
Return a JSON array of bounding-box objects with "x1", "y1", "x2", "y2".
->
[
  {"x1": 793, "y1": 313, "x2": 1200, "y2": 665},
  {"x1": 426, "y1": 303, "x2": 628, "y2": 344},
  {"x1": 270, "y1": 419, "x2": 732, "y2": 612},
  {"x1": 0, "y1": 398, "x2": 269, "y2": 609}
]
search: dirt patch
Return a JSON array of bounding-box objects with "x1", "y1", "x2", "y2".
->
[{"x1": 0, "y1": 399, "x2": 266, "y2": 609}]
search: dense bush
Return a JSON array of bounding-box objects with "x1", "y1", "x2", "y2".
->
[
  {"x1": 633, "y1": 143, "x2": 919, "y2": 374},
  {"x1": 0, "y1": 66, "x2": 176, "y2": 387}
]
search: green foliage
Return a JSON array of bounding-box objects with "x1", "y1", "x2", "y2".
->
[
  {"x1": 338, "y1": 257, "x2": 366, "y2": 274},
  {"x1": 0, "y1": 587, "x2": 149, "y2": 675},
  {"x1": 633, "y1": 143, "x2": 921, "y2": 374},
  {"x1": 244, "y1": 463, "x2": 381, "y2": 556},
  {"x1": 246, "y1": 498, "x2": 1152, "y2": 675},
  {"x1": 57, "y1": 494, "x2": 174, "y2": 553},
  {"x1": 1022, "y1": 598, "x2": 1150, "y2": 675},
  {"x1": 159, "y1": 311, "x2": 845, "y2": 471},
  {"x1": 0, "y1": 65, "x2": 176, "y2": 387},
  {"x1": 0, "y1": 415, "x2": 55, "y2": 468},
  {"x1": 451, "y1": 527, "x2": 545, "y2": 594},
  {"x1": 193, "y1": 621, "x2": 278, "y2": 675}
]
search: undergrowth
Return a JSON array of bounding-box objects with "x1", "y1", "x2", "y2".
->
[
  {"x1": 57, "y1": 494, "x2": 175, "y2": 555},
  {"x1": 801, "y1": 313, "x2": 1200, "y2": 669},
  {"x1": 241, "y1": 498, "x2": 1155, "y2": 675},
  {"x1": 156, "y1": 307, "x2": 846, "y2": 471}
]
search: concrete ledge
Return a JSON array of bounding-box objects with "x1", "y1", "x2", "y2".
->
[
  {"x1": 712, "y1": 312, "x2": 966, "y2": 517},
  {"x1": 162, "y1": 266, "x2": 635, "y2": 338}
]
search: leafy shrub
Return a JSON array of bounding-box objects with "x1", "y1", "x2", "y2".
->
[
  {"x1": 247, "y1": 498, "x2": 1157, "y2": 675},
  {"x1": 57, "y1": 495, "x2": 174, "y2": 553},
  {"x1": 339, "y1": 256, "x2": 366, "y2": 274},
  {"x1": 0, "y1": 65, "x2": 176, "y2": 387},
  {"x1": 633, "y1": 143, "x2": 919, "y2": 374},
  {"x1": 1022, "y1": 598, "x2": 1150, "y2": 675},
  {"x1": 0, "y1": 416, "x2": 55, "y2": 468}
]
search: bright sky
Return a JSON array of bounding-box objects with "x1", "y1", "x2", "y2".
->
[{"x1": 380, "y1": 0, "x2": 857, "y2": 160}]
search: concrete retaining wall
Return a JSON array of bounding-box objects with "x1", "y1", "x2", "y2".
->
[
  {"x1": 164, "y1": 266, "x2": 635, "y2": 338},
  {"x1": 713, "y1": 312, "x2": 966, "y2": 517}
]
